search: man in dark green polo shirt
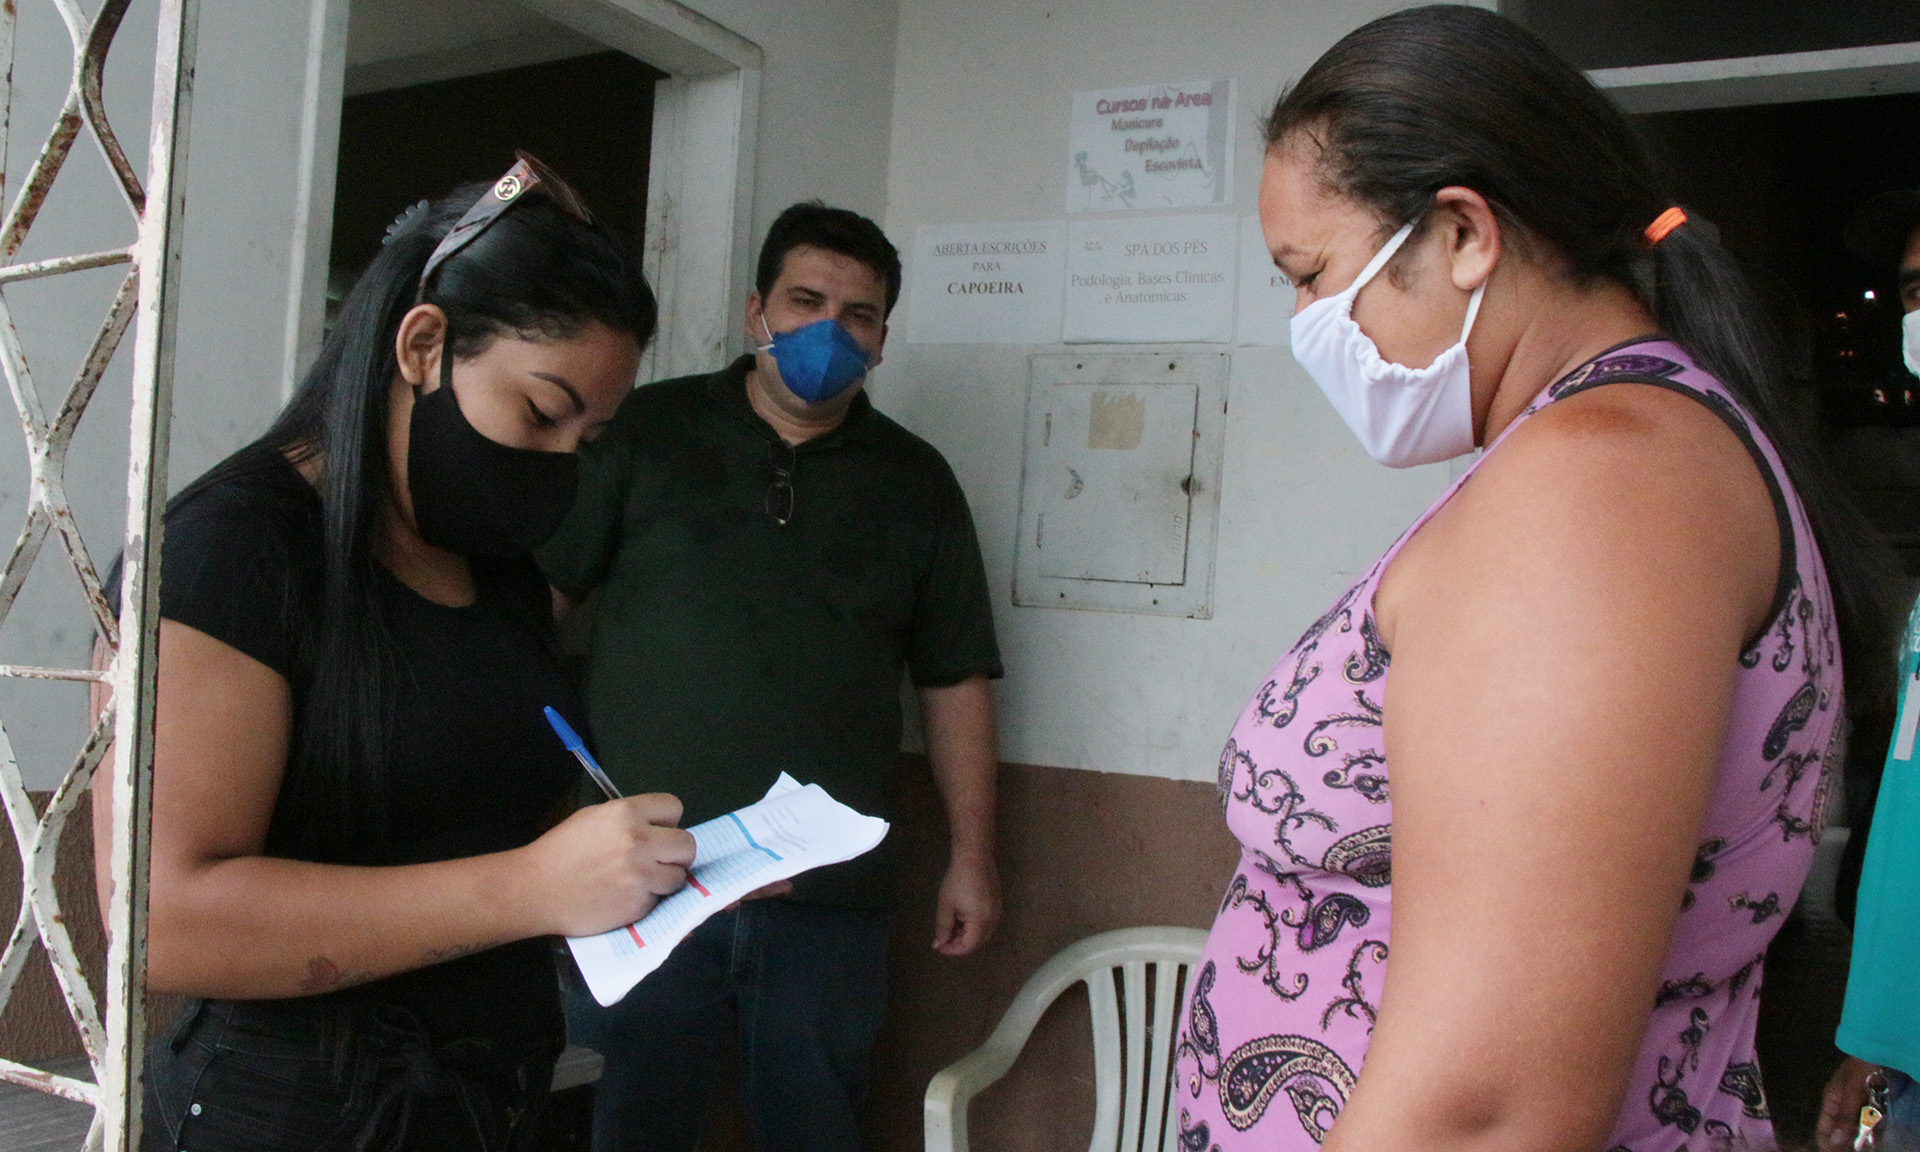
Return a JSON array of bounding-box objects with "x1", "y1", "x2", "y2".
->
[{"x1": 539, "y1": 202, "x2": 1003, "y2": 1152}]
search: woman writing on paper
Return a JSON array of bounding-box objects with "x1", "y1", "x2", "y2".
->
[
  {"x1": 94, "y1": 155, "x2": 693, "y2": 1152},
  {"x1": 1177, "y1": 9, "x2": 1893, "y2": 1152}
]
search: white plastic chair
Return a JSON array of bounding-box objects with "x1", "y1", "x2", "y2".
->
[{"x1": 924, "y1": 926, "x2": 1208, "y2": 1152}]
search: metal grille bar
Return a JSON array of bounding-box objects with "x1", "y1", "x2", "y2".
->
[{"x1": 0, "y1": 0, "x2": 199, "y2": 1148}]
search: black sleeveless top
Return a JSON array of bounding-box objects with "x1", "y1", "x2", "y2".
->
[{"x1": 156, "y1": 453, "x2": 585, "y2": 1045}]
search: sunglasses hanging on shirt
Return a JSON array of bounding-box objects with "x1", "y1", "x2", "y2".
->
[{"x1": 765, "y1": 438, "x2": 797, "y2": 527}]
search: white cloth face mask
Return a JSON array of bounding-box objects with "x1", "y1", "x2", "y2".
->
[
  {"x1": 1288, "y1": 221, "x2": 1486, "y2": 468},
  {"x1": 1904, "y1": 309, "x2": 1920, "y2": 379}
]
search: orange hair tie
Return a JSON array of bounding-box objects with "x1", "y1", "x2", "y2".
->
[{"x1": 1644, "y1": 206, "x2": 1687, "y2": 245}]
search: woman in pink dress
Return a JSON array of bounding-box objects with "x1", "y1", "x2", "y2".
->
[{"x1": 1176, "y1": 8, "x2": 1893, "y2": 1152}]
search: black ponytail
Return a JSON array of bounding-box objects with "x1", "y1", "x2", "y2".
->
[
  {"x1": 1266, "y1": 4, "x2": 1899, "y2": 708},
  {"x1": 165, "y1": 180, "x2": 656, "y2": 860}
]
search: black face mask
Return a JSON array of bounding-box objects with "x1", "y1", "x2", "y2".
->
[{"x1": 406, "y1": 350, "x2": 578, "y2": 557}]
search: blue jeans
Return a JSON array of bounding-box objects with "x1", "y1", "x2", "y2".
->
[
  {"x1": 563, "y1": 900, "x2": 890, "y2": 1152},
  {"x1": 1886, "y1": 1070, "x2": 1920, "y2": 1152}
]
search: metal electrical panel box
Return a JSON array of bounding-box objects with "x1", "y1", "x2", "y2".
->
[{"x1": 1014, "y1": 351, "x2": 1228, "y2": 618}]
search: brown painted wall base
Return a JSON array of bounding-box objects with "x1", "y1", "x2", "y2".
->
[
  {"x1": 582, "y1": 756, "x2": 1240, "y2": 1151},
  {"x1": 689, "y1": 757, "x2": 1240, "y2": 1151},
  {"x1": 0, "y1": 796, "x2": 108, "y2": 1063},
  {"x1": 0, "y1": 799, "x2": 189, "y2": 1067},
  {"x1": 865, "y1": 757, "x2": 1240, "y2": 1152}
]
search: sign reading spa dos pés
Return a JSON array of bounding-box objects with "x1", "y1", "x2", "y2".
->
[{"x1": 1062, "y1": 214, "x2": 1237, "y2": 344}]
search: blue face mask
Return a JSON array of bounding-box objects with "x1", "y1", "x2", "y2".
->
[{"x1": 758, "y1": 316, "x2": 873, "y2": 404}]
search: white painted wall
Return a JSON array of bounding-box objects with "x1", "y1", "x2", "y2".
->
[
  {"x1": 3, "y1": 0, "x2": 327, "y2": 788},
  {"x1": 5, "y1": 0, "x2": 1508, "y2": 792},
  {"x1": 877, "y1": 0, "x2": 1492, "y2": 783},
  {"x1": 668, "y1": 0, "x2": 899, "y2": 296},
  {"x1": 180, "y1": 1, "x2": 337, "y2": 473}
]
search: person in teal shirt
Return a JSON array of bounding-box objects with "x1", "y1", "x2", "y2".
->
[{"x1": 1822, "y1": 189, "x2": 1920, "y2": 1151}]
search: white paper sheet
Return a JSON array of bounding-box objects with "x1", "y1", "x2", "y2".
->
[
  {"x1": 1062, "y1": 214, "x2": 1237, "y2": 343},
  {"x1": 566, "y1": 776, "x2": 889, "y2": 1005},
  {"x1": 903, "y1": 221, "x2": 1066, "y2": 345},
  {"x1": 1234, "y1": 215, "x2": 1294, "y2": 346},
  {"x1": 1067, "y1": 79, "x2": 1236, "y2": 213}
]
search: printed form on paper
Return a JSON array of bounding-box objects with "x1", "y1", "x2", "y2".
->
[{"x1": 566, "y1": 774, "x2": 890, "y2": 1006}]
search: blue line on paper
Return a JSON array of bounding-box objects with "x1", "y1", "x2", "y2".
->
[{"x1": 727, "y1": 813, "x2": 783, "y2": 861}]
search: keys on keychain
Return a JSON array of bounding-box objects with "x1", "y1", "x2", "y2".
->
[
  {"x1": 1857, "y1": 1070, "x2": 1890, "y2": 1152},
  {"x1": 1857, "y1": 1105, "x2": 1883, "y2": 1151}
]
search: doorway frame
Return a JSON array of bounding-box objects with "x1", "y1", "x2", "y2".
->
[
  {"x1": 1590, "y1": 39, "x2": 1920, "y2": 113},
  {"x1": 279, "y1": 0, "x2": 764, "y2": 394}
]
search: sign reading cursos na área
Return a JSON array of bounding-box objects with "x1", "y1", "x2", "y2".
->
[{"x1": 1067, "y1": 79, "x2": 1235, "y2": 214}]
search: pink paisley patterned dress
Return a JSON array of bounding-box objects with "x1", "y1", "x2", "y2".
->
[{"x1": 1175, "y1": 339, "x2": 1842, "y2": 1152}]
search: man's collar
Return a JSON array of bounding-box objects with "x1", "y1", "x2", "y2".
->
[{"x1": 703, "y1": 353, "x2": 881, "y2": 447}]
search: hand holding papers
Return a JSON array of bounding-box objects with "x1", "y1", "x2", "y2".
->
[{"x1": 566, "y1": 774, "x2": 889, "y2": 1006}]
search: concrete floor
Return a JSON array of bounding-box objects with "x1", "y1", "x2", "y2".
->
[{"x1": 0, "y1": 1058, "x2": 94, "y2": 1152}]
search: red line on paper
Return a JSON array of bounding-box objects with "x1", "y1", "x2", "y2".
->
[
  {"x1": 689, "y1": 876, "x2": 712, "y2": 897},
  {"x1": 625, "y1": 925, "x2": 644, "y2": 948}
]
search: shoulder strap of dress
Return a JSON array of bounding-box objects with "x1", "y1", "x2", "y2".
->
[{"x1": 1533, "y1": 339, "x2": 1799, "y2": 645}]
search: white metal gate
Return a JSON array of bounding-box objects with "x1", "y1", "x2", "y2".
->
[{"x1": 0, "y1": 0, "x2": 197, "y2": 1147}]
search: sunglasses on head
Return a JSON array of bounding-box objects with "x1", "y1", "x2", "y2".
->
[{"x1": 416, "y1": 150, "x2": 594, "y2": 299}]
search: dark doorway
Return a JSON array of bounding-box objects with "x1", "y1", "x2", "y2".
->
[
  {"x1": 329, "y1": 49, "x2": 666, "y2": 295},
  {"x1": 1508, "y1": 0, "x2": 1920, "y2": 70},
  {"x1": 1637, "y1": 91, "x2": 1920, "y2": 570}
]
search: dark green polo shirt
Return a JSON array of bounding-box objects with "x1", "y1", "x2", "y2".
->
[{"x1": 537, "y1": 356, "x2": 1003, "y2": 908}]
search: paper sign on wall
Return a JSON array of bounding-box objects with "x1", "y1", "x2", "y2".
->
[
  {"x1": 1235, "y1": 215, "x2": 1294, "y2": 346},
  {"x1": 903, "y1": 221, "x2": 1066, "y2": 344},
  {"x1": 1067, "y1": 79, "x2": 1235, "y2": 214},
  {"x1": 1063, "y1": 214, "x2": 1237, "y2": 344}
]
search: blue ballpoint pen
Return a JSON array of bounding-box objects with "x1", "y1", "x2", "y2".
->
[{"x1": 544, "y1": 706, "x2": 623, "y2": 801}]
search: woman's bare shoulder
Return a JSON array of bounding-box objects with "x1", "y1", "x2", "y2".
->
[
  {"x1": 1381, "y1": 381, "x2": 1779, "y2": 647},
  {"x1": 1474, "y1": 380, "x2": 1777, "y2": 543}
]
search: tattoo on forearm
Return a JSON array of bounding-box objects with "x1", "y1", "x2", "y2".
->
[
  {"x1": 296, "y1": 956, "x2": 377, "y2": 995},
  {"x1": 421, "y1": 940, "x2": 502, "y2": 965}
]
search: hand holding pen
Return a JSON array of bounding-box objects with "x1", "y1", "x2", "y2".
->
[
  {"x1": 524, "y1": 706, "x2": 696, "y2": 937},
  {"x1": 543, "y1": 707, "x2": 795, "y2": 910}
]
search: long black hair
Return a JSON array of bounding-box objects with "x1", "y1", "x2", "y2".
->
[
  {"x1": 167, "y1": 182, "x2": 655, "y2": 860},
  {"x1": 1265, "y1": 4, "x2": 1899, "y2": 707}
]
